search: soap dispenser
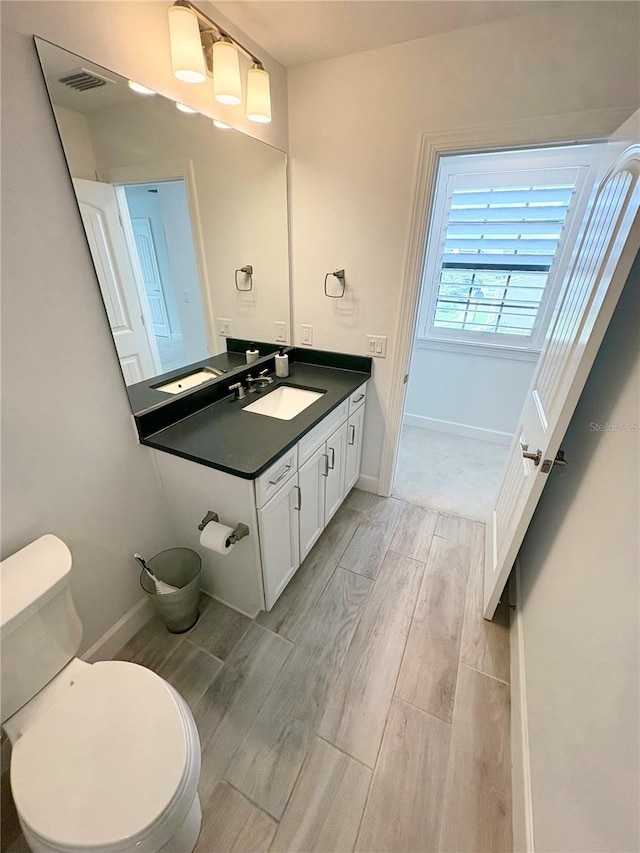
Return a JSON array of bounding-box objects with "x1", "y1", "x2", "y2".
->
[
  {"x1": 275, "y1": 347, "x2": 289, "y2": 378},
  {"x1": 246, "y1": 343, "x2": 259, "y2": 364}
]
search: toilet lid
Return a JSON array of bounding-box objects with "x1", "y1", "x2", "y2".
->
[{"x1": 11, "y1": 661, "x2": 190, "y2": 850}]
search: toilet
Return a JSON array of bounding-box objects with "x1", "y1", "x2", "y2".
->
[{"x1": 1, "y1": 534, "x2": 202, "y2": 853}]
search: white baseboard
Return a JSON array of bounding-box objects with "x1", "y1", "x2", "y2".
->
[
  {"x1": 82, "y1": 596, "x2": 155, "y2": 663},
  {"x1": 403, "y1": 412, "x2": 513, "y2": 446},
  {"x1": 510, "y1": 561, "x2": 535, "y2": 853},
  {"x1": 355, "y1": 473, "x2": 379, "y2": 494}
]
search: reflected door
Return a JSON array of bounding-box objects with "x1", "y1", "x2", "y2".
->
[
  {"x1": 131, "y1": 217, "x2": 171, "y2": 338},
  {"x1": 74, "y1": 178, "x2": 160, "y2": 383}
]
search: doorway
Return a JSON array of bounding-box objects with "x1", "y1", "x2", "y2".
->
[
  {"x1": 393, "y1": 142, "x2": 604, "y2": 520},
  {"x1": 121, "y1": 180, "x2": 209, "y2": 375}
]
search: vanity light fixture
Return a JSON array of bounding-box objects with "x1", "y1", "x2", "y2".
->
[
  {"x1": 176, "y1": 102, "x2": 198, "y2": 113},
  {"x1": 168, "y1": 0, "x2": 272, "y2": 123},
  {"x1": 213, "y1": 119, "x2": 231, "y2": 129},
  {"x1": 128, "y1": 80, "x2": 156, "y2": 96}
]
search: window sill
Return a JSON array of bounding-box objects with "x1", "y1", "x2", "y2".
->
[{"x1": 414, "y1": 337, "x2": 541, "y2": 363}]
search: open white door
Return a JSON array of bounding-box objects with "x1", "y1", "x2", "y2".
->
[
  {"x1": 484, "y1": 116, "x2": 640, "y2": 619},
  {"x1": 73, "y1": 178, "x2": 161, "y2": 384}
]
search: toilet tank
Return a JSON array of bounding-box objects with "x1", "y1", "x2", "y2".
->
[{"x1": 1, "y1": 534, "x2": 82, "y2": 724}]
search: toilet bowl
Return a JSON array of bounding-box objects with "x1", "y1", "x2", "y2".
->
[{"x1": 1, "y1": 536, "x2": 202, "y2": 853}]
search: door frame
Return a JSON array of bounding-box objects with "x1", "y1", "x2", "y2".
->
[
  {"x1": 378, "y1": 107, "x2": 635, "y2": 497},
  {"x1": 97, "y1": 160, "x2": 219, "y2": 356}
]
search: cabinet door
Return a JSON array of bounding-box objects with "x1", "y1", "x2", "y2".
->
[
  {"x1": 325, "y1": 420, "x2": 348, "y2": 524},
  {"x1": 344, "y1": 405, "x2": 365, "y2": 494},
  {"x1": 258, "y1": 475, "x2": 301, "y2": 610},
  {"x1": 298, "y1": 444, "x2": 326, "y2": 562}
]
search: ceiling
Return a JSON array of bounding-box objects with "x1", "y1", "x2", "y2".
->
[{"x1": 213, "y1": 0, "x2": 556, "y2": 67}]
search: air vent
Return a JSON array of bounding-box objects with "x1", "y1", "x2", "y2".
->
[{"x1": 58, "y1": 68, "x2": 115, "y2": 91}]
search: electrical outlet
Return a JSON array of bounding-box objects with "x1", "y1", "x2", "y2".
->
[
  {"x1": 301, "y1": 325, "x2": 313, "y2": 346},
  {"x1": 275, "y1": 321, "x2": 287, "y2": 343},
  {"x1": 367, "y1": 335, "x2": 388, "y2": 358},
  {"x1": 218, "y1": 318, "x2": 232, "y2": 337}
]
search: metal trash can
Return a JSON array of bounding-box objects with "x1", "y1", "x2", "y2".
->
[{"x1": 140, "y1": 547, "x2": 201, "y2": 633}]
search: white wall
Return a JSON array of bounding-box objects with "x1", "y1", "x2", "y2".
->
[
  {"x1": 85, "y1": 96, "x2": 290, "y2": 347},
  {"x1": 404, "y1": 344, "x2": 537, "y2": 444},
  {"x1": 516, "y1": 254, "x2": 639, "y2": 851},
  {"x1": 1, "y1": 0, "x2": 288, "y2": 653},
  {"x1": 287, "y1": 2, "x2": 640, "y2": 490},
  {"x1": 53, "y1": 105, "x2": 97, "y2": 181}
]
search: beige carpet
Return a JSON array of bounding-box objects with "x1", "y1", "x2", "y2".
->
[{"x1": 393, "y1": 426, "x2": 510, "y2": 522}]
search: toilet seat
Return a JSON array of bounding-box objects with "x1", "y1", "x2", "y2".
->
[{"x1": 10, "y1": 661, "x2": 200, "y2": 853}]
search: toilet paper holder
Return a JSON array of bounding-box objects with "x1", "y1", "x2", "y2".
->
[{"x1": 198, "y1": 511, "x2": 250, "y2": 546}]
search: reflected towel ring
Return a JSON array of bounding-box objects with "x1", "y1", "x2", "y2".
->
[
  {"x1": 324, "y1": 269, "x2": 345, "y2": 298},
  {"x1": 235, "y1": 265, "x2": 253, "y2": 291}
]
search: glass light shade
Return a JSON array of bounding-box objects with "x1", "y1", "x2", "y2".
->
[
  {"x1": 213, "y1": 40, "x2": 242, "y2": 105},
  {"x1": 176, "y1": 102, "x2": 198, "y2": 113},
  {"x1": 169, "y1": 5, "x2": 206, "y2": 83},
  {"x1": 213, "y1": 119, "x2": 231, "y2": 129},
  {"x1": 246, "y1": 65, "x2": 271, "y2": 123},
  {"x1": 128, "y1": 80, "x2": 156, "y2": 96}
]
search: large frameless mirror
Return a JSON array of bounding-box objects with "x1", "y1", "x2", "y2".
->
[{"x1": 35, "y1": 38, "x2": 290, "y2": 409}]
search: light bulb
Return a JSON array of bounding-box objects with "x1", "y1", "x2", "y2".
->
[
  {"x1": 169, "y1": 5, "x2": 206, "y2": 83},
  {"x1": 128, "y1": 80, "x2": 156, "y2": 96},
  {"x1": 213, "y1": 39, "x2": 241, "y2": 105},
  {"x1": 246, "y1": 64, "x2": 271, "y2": 123}
]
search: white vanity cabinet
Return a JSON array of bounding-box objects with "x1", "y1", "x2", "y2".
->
[
  {"x1": 345, "y1": 401, "x2": 366, "y2": 494},
  {"x1": 154, "y1": 380, "x2": 367, "y2": 616},
  {"x1": 257, "y1": 474, "x2": 301, "y2": 610}
]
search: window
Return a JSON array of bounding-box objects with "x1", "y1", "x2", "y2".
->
[{"x1": 418, "y1": 145, "x2": 604, "y2": 351}]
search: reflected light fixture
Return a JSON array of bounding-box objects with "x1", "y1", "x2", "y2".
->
[
  {"x1": 213, "y1": 119, "x2": 231, "y2": 129},
  {"x1": 128, "y1": 80, "x2": 156, "y2": 96},
  {"x1": 176, "y1": 102, "x2": 198, "y2": 113},
  {"x1": 168, "y1": 0, "x2": 271, "y2": 123}
]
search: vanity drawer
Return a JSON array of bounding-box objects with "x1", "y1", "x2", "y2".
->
[
  {"x1": 255, "y1": 446, "x2": 298, "y2": 508},
  {"x1": 348, "y1": 382, "x2": 367, "y2": 416},
  {"x1": 297, "y1": 400, "x2": 349, "y2": 466}
]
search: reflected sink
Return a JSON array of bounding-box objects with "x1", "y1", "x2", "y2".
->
[
  {"x1": 243, "y1": 385, "x2": 325, "y2": 420},
  {"x1": 155, "y1": 367, "x2": 224, "y2": 395}
]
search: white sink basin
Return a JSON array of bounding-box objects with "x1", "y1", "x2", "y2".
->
[
  {"x1": 155, "y1": 367, "x2": 223, "y2": 395},
  {"x1": 243, "y1": 385, "x2": 324, "y2": 420}
]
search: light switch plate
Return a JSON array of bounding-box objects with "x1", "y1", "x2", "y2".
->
[
  {"x1": 301, "y1": 325, "x2": 313, "y2": 346},
  {"x1": 367, "y1": 335, "x2": 388, "y2": 357},
  {"x1": 275, "y1": 321, "x2": 287, "y2": 343},
  {"x1": 218, "y1": 318, "x2": 232, "y2": 336}
]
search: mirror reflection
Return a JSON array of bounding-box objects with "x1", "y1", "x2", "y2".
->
[{"x1": 35, "y1": 38, "x2": 290, "y2": 392}]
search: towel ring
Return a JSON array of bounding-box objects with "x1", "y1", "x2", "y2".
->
[
  {"x1": 324, "y1": 269, "x2": 345, "y2": 298},
  {"x1": 235, "y1": 265, "x2": 253, "y2": 291}
]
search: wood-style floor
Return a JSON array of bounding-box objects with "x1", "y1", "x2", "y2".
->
[{"x1": 1, "y1": 490, "x2": 512, "y2": 853}]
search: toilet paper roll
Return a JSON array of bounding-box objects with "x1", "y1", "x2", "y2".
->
[{"x1": 199, "y1": 520, "x2": 235, "y2": 555}]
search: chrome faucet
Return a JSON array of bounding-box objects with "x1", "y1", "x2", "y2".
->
[
  {"x1": 256, "y1": 368, "x2": 274, "y2": 389},
  {"x1": 245, "y1": 373, "x2": 260, "y2": 393},
  {"x1": 228, "y1": 381, "x2": 245, "y2": 400}
]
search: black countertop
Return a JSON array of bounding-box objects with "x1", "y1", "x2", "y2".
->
[{"x1": 142, "y1": 361, "x2": 370, "y2": 479}]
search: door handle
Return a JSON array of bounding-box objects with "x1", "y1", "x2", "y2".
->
[
  {"x1": 294, "y1": 485, "x2": 302, "y2": 511},
  {"x1": 520, "y1": 443, "x2": 542, "y2": 466},
  {"x1": 328, "y1": 447, "x2": 335, "y2": 470},
  {"x1": 348, "y1": 424, "x2": 356, "y2": 446},
  {"x1": 352, "y1": 393, "x2": 365, "y2": 404}
]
